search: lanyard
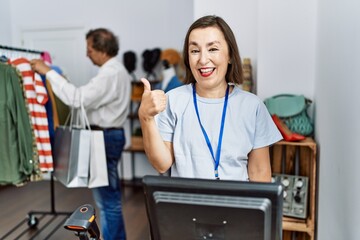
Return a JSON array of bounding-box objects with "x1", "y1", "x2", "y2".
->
[{"x1": 192, "y1": 83, "x2": 229, "y2": 179}]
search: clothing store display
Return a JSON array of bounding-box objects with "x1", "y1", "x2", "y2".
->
[
  {"x1": 0, "y1": 45, "x2": 72, "y2": 239},
  {"x1": 160, "y1": 48, "x2": 181, "y2": 65},
  {"x1": 157, "y1": 84, "x2": 282, "y2": 180},
  {"x1": 0, "y1": 63, "x2": 38, "y2": 185},
  {"x1": 161, "y1": 60, "x2": 183, "y2": 92},
  {"x1": 9, "y1": 57, "x2": 54, "y2": 172},
  {"x1": 45, "y1": 80, "x2": 60, "y2": 130},
  {"x1": 123, "y1": 50, "x2": 137, "y2": 81},
  {"x1": 142, "y1": 48, "x2": 161, "y2": 80},
  {"x1": 39, "y1": 65, "x2": 65, "y2": 146}
]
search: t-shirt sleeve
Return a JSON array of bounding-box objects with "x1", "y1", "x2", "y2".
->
[{"x1": 253, "y1": 100, "x2": 283, "y2": 149}]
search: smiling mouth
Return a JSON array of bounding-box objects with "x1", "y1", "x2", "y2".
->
[{"x1": 199, "y1": 68, "x2": 215, "y2": 77}]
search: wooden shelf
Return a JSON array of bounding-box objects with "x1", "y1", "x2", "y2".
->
[
  {"x1": 271, "y1": 138, "x2": 317, "y2": 240},
  {"x1": 124, "y1": 145, "x2": 144, "y2": 152}
]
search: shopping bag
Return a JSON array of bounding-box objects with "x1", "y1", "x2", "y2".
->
[
  {"x1": 53, "y1": 126, "x2": 91, "y2": 188},
  {"x1": 88, "y1": 130, "x2": 109, "y2": 188}
]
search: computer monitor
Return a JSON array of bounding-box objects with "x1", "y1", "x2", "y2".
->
[{"x1": 142, "y1": 175, "x2": 283, "y2": 240}]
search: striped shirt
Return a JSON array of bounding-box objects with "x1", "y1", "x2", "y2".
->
[{"x1": 10, "y1": 58, "x2": 53, "y2": 172}]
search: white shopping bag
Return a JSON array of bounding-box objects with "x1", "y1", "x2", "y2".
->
[{"x1": 88, "y1": 130, "x2": 109, "y2": 188}]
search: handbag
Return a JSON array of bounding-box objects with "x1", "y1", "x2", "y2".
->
[
  {"x1": 53, "y1": 117, "x2": 91, "y2": 188},
  {"x1": 53, "y1": 90, "x2": 91, "y2": 188},
  {"x1": 88, "y1": 130, "x2": 109, "y2": 188},
  {"x1": 79, "y1": 102, "x2": 109, "y2": 188},
  {"x1": 264, "y1": 94, "x2": 314, "y2": 136}
]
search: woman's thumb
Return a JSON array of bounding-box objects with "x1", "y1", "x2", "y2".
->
[{"x1": 141, "y1": 78, "x2": 151, "y2": 92}]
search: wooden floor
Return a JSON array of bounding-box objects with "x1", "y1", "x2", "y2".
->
[{"x1": 0, "y1": 179, "x2": 149, "y2": 240}]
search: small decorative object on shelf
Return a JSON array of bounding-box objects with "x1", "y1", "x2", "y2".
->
[
  {"x1": 272, "y1": 173, "x2": 309, "y2": 219},
  {"x1": 131, "y1": 127, "x2": 143, "y2": 150},
  {"x1": 242, "y1": 58, "x2": 253, "y2": 92},
  {"x1": 272, "y1": 114, "x2": 305, "y2": 142}
]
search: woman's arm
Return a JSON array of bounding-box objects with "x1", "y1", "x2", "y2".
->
[
  {"x1": 247, "y1": 146, "x2": 272, "y2": 182},
  {"x1": 138, "y1": 78, "x2": 174, "y2": 173}
]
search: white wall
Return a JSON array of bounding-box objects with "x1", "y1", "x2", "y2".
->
[
  {"x1": 0, "y1": 0, "x2": 11, "y2": 44},
  {"x1": 257, "y1": 1, "x2": 317, "y2": 100},
  {"x1": 315, "y1": 0, "x2": 360, "y2": 239}
]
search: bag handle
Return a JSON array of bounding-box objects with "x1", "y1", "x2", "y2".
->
[
  {"x1": 80, "y1": 98, "x2": 91, "y2": 130},
  {"x1": 266, "y1": 94, "x2": 312, "y2": 106},
  {"x1": 77, "y1": 89, "x2": 90, "y2": 130},
  {"x1": 63, "y1": 89, "x2": 90, "y2": 130},
  {"x1": 64, "y1": 89, "x2": 78, "y2": 131}
]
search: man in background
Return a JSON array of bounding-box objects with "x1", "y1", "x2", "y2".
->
[{"x1": 31, "y1": 28, "x2": 131, "y2": 240}]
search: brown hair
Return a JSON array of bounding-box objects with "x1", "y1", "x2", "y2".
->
[
  {"x1": 182, "y1": 15, "x2": 243, "y2": 85},
  {"x1": 86, "y1": 28, "x2": 119, "y2": 57}
]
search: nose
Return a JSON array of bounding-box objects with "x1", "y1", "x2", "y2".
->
[{"x1": 199, "y1": 51, "x2": 210, "y2": 65}]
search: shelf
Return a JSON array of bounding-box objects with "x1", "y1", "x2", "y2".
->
[
  {"x1": 130, "y1": 80, "x2": 161, "y2": 101},
  {"x1": 274, "y1": 137, "x2": 316, "y2": 153},
  {"x1": 283, "y1": 220, "x2": 314, "y2": 235},
  {"x1": 271, "y1": 138, "x2": 317, "y2": 240},
  {"x1": 124, "y1": 145, "x2": 144, "y2": 152}
]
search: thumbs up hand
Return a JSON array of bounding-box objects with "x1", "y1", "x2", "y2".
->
[{"x1": 138, "y1": 78, "x2": 167, "y2": 120}]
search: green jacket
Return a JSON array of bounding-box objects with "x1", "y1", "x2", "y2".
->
[{"x1": 0, "y1": 63, "x2": 37, "y2": 185}]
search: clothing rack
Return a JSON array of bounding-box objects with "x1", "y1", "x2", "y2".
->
[
  {"x1": 0, "y1": 44, "x2": 43, "y2": 54},
  {"x1": 0, "y1": 45, "x2": 71, "y2": 240}
]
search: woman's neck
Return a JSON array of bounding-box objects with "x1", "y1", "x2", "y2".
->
[{"x1": 195, "y1": 82, "x2": 230, "y2": 98}]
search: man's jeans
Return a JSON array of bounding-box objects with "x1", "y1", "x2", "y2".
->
[{"x1": 92, "y1": 129, "x2": 126, "y2": 240}]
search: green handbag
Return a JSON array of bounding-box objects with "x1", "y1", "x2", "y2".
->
[{"x1": 264, "y1": 94, "x2": 314, "y2": 136}]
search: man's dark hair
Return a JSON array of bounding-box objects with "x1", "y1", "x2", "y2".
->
[
  {"x1": 182, "y1": 15, "x2": 244, "y2": 85},
  {"x1": 86, "y1": 28, "x2": 119, "y2": 57}
]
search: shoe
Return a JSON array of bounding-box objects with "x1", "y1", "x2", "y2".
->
[{"x1": 271, "y1": 114, "x2": 305, "y2": 142}]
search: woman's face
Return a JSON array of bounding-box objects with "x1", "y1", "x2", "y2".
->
[{"x1": 188, "y1": 26, "x2": 230, "y2": 92}]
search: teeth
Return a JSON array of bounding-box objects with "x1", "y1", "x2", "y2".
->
[{"x1": 200, "y1": 68, "x2": 213, "y2": 73}]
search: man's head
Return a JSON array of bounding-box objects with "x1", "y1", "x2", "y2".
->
[{"x1": 86, "y1": 28, "x2": 119, "y2": 66}]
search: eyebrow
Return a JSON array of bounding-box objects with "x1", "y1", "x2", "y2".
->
[{"x1": 189, "y1": 40, "x2": 221, "y2": 47}]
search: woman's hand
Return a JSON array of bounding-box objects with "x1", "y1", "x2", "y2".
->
[{"x1": 138, "y1": 78, "x2": 167, "y2": 121}]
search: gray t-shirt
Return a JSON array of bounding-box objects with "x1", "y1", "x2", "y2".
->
[{"x1": 156, "y1": 84, "x2": 282, "y2": 181}]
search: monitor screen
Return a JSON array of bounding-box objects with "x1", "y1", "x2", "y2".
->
[{"x1": 142, "y1": 175, "x2": 283, "y2": 240}]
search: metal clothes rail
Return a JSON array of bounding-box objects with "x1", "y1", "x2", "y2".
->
[
  {"x1": 0, "y1": 45, "x2": 71, "y2": 240},
  {"x1": 0, "y1": 44, "x2": 43, "y2": 54}
]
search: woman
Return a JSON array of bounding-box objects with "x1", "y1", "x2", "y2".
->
[{"x1": 139, "y1": 15, "x2": 282, "y2": 182}]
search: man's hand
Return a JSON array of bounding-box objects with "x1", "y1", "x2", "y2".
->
[
  {"x1": 30, "y1": 59, "x2": 52, "y2": 75},
  {"x1": 138, "y1": 78, "x2": 167, "y2": 121}
]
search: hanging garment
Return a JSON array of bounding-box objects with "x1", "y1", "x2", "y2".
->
[
  {"x1": 45, "y1": 79, "x2": 59, "y2": 130},
  {"x1": 39, "y1": 65, "x2": 64, "y2": 147},
  {"x1": 9, "y1": 57, "x2": 54, "y2": 172},
  {"x1": 0, "y1": 63, "x2": 38, "y2": 185},
  {"x1": 46, "y1": 65, "x2": 70, "y2": 126}
]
